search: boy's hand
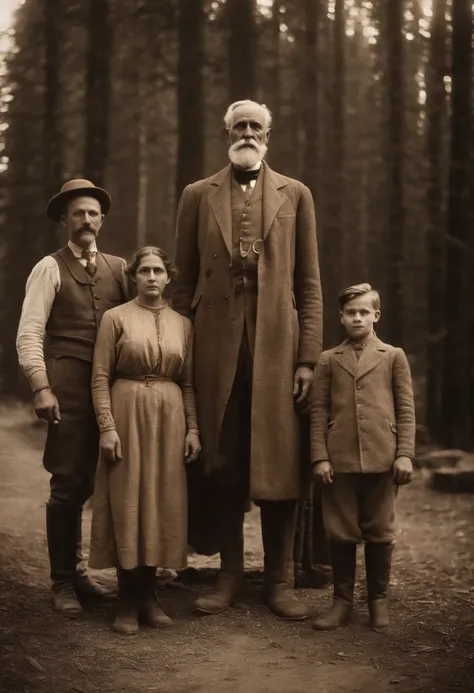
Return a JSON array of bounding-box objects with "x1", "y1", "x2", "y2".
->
[
  {"x1": 312, "y1": 460, "x2": 334, "y2": 484},
  {"x1": 393, "y1": 456, "x2": 413, "y2": 485}
]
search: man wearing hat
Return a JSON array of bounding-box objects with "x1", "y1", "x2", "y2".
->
[
  {"x1": 16, "y1": 179, "x2": 128, "y2": 617},
  {"x1": 173, "y1": 100, "x2": 323, "y2": 620}
]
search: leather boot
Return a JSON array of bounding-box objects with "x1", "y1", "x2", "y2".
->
[
  {"x1": 365, "y1": 542, "x2": 394, "y2": 630},
  {"x1": 46, "y1": 502, "x2": 83, "y2": 618},
  {"x1": 312, "y1": 542, "x2": 357, "y2": 631},
  {"x1": 194, "y1": 570, "x2": 243, "y2": 614},
  {"x1": 260, "y1": 500, "x2": 308, "y2": 621},
  {"x1": 112, "y1": 569, "x2": 139, "y2": 635},
  {"x1": 74, "y1": 507, "x2": 116, "y2": 602},
  {"x1": 137, "y1": 567, "x2": 173, "y2": 627},
  {"x1": 194, "y1": 485, "x2": 246, "y2": 615}
]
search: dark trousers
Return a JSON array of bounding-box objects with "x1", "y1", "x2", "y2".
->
[
  {"x1": 212, "y1": 325, "x2": 298, "y2": 583},
  {"x1": 43, "y1": 356, "x2": 99, "y2": 507}
]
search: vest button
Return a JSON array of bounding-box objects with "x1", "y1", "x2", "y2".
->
[
  {"x1": 95, "y1": 305, "x2": 100, "y2": 311},
  {"x1": 94, "y1": 295, "x2": 100, "y2": 300},
  {"x1": 213, "y1": 253, "x2": 217, "y2": 259}
]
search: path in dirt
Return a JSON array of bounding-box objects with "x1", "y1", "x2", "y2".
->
[{"x1": 0, "y1": 402, "x2": 474, "y2": 693}]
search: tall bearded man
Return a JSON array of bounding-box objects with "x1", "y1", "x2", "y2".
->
[
  {"x1": 16, "y1": 180, "x2": 128, "y2": 617},
  {"x1": 173, "y1": 100, "x2": 323, "y2": 620}
]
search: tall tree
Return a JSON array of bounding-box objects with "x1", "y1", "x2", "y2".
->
[
  {"x1": 441, "y1": 0, "x2": 473, "y2": 448},
  {"x1": 426, "y1": 0, "x2": 448, "y2": 437},
  {"x1": 321, "y1": 0, "x2": 346, "y2": 346},
  {"x1": 83, "y1": 0, "x2": 111, "y2": 186},
  {"x1": 176, "y1": 0, "x2": 205, "y2": 200},
  {"x1": 384, "y1": 0, "x2": 405, "y2": 346},
  {"x1": 301, "y1": 0, "x2": 320, "y2": 201},
  {"x1": 226, "y1": 0, "x2": 257, "y2": 101}
]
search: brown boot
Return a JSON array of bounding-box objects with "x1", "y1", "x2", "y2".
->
[
  {"x1": 46, "y1": 503, "x2": 83, "y2": 618},
  {"x1": 263, "y1": 579, "x2": 308, "y2": 620},
  {"x1": 137, "y1": 567, "x2": 173, "y2": 628},
  {"x1": 260, "y1": 500, "x2": 308, "y2": 620},
  {"x1": 312, "y1": 542, "x2": 356, "y2": 631},
  {"x1": 112, "y1": 569, "x2": 139, "y2": 635},
  {"x1": 194, "y1": 571, "x2": 243, "y2": 614},
  {"x1": 365, "y1": 542, "x2": 394, "y2": 630}
]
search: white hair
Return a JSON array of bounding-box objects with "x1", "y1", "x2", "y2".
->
[{"x1": 224, "y1": 100, "x2": 272, "y2": 130}]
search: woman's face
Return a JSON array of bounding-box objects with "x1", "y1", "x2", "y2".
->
[{"x1": 134, "y1": 253, "x2": 170, "y2": 301}]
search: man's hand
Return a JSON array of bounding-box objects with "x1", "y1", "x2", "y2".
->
[
  {"x1": 393, "y1": 456, "x2": 413, "y2": 485},
  {"x1": 34, "y1": 388, "x2": 60, "y2": 425},
  {"x1": 312, "y1": 460, "x2": 334, "y2": 484},
  {"x1": 184, "y1": 432, "x2": 201, "y2": 463},
  {"x1": 293, "y1": 366, "x2": 314, "y2": 407},
  {"x1": 100, "y1": 430, "x2": 122, "y2": 464}
]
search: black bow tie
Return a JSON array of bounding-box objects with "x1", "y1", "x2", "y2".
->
[{"x1": 233, "y1": 167, "x2": 260, "y2": 185}]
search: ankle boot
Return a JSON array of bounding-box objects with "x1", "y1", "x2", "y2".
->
[
  {"x1": 312, "y1": 542, "x2": 357, "y2": 631},
  {"x1": 46, "y1": 502, "x2": 83, "y2": 618},
  {"x1": 137, "y1": 567, "x2": 173, "y2": 627},
  {"x1": 365, "y1": 542, "x2": 394, "y2": 630},
  {"x1": 74, "y1": 507, "x2": 117, "y2": 602},
  {"x1": 112, "y1": 569, "x2": 139, "y2": 635},
  {"x1": 260, "y1": 500, "x2": 308, "y2": 620},
  {"x1": 194, "y1": 570, "x2": 243, "y2": 614}
]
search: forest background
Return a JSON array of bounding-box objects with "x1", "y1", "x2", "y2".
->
[{"x1": 0, "y1": 0, "x2": 471, "y2": 452}]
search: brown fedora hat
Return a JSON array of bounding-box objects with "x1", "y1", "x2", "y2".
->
[{"x1": 46, "y1": 179, "x2": 112, "y2": 222}]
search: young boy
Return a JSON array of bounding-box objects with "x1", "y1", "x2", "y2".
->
[{"x1": 310, "y1": 283, "x2": 415, "y2": 631}]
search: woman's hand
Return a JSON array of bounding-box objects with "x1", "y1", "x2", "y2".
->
[
  {"x1": 100, "y1": 430, "x2": 122, "y2": 464},
  {"x1": 184, "y1": 431, "x2": 201, "y2": 463}
]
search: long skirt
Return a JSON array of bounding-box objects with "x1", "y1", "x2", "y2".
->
[{"x1": 89, "y1": 378, "x2": 188, "y2": 570}]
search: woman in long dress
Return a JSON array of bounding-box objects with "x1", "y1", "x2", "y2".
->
[{"x1": 90, "y1": 246, "x2": 201, "y2": 635}]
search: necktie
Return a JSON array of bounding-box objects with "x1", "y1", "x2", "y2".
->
[
  {"x1": 81, "y1": 250, "x2": 97, "y2": 277},
  {"x1": 233, "y1": 167, "x2": 260, "y2": 185}
]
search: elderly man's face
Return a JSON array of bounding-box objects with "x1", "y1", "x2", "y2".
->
[{"x1": 227, "y1": 104, "x2": 270, "y2": 170}]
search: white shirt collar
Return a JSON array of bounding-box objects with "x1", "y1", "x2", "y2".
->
[{"x1": 68, "y1": 240, "x2": 98, "y2": 258}]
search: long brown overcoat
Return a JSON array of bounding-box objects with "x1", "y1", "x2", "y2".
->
[{"x1": 173, "y1": 162, "x2": 323, "y2": 500}]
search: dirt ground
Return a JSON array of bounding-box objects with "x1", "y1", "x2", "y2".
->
[{"x1": 0, "y1": 401, "x2": 473, "y2": 693}]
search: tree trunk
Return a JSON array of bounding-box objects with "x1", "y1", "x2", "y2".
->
[
  {"x1": 441, "y1": 0, "x2": 473, "y2": 449},
  {"x1": 83, "y1": 0, "x2": 111, "y2": 186},
  {"x1": 426, "y1": 0, "x2": 448, "y2": 439},
  {"x1": 227, "y1": 0, "x2": 257, "y2": 102},
  {"x1": 321, "y1": 0, "x2": 345, "y2": 346},
  {"x1": 43, "y1": 0, "x2": 62, "y2": 251},
  {"x1": 301, "y1": 0, "x2": 320, "y2": 201},
  {"x1": 384, "y1": 0, "x2": 405, "y2": 346},
  {"x1": 176, "y1": 0, "x2": 205, "y2": 200}
]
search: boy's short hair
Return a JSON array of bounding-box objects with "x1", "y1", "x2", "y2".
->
[{"x1": 338, "y1": 283, "x2": 381, "y2": 310}]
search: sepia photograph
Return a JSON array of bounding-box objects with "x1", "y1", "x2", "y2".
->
[{"x1": 0, "y1": 0, "x2": 473, "y2": 692}]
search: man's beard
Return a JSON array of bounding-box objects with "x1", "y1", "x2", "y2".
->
[{"x1": 228, "y1": 141, "x2": 267, "y2": 170}]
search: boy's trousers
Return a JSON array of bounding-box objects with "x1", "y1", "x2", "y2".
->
[{"x1": 321, "y1": 471, "x2": 397, "y2": 544}]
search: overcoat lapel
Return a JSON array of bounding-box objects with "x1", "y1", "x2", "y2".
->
[
  {"x1": 262, "y1": 163, "x2": 288, "y2": 241},
  {"x1": 208, "y1": 166, "x2": 233, "y2": 257}
]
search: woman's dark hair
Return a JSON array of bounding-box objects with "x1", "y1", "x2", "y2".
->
[{"x1": 125, "y1": 246, "x2": 177, "y2": 280}]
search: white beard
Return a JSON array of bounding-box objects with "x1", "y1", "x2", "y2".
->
[{"x1": 228, "y1": 142, "x2": 267, "y2": 170}]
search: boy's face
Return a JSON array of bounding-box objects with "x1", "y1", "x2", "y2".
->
[{"x1": 340, "y1": 293, "x2": 380, "y2": 340}]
